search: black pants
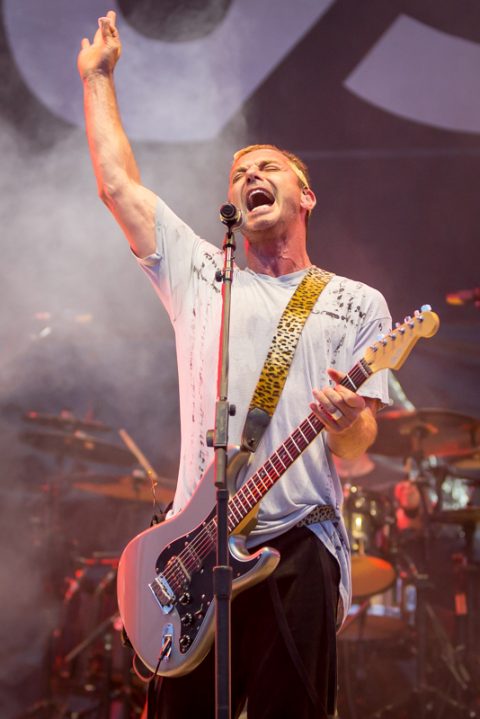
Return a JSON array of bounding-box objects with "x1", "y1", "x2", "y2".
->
[{"x1": 153, "y1": 526, "x2": 340, "y2": 719}]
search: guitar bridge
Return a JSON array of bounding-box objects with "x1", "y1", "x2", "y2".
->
[{"x1": 149, "y1": 574, "x2": 176, "y2": 614}]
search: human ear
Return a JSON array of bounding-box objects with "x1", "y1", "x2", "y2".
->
[{"x1": 300, "y1": 187, "x2": 316, "y2": 213}]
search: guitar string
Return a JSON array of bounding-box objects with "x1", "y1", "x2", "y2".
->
[
  {"x1": 159, "y1": 364, "x2": 369, "y2": 590},
  {"x1": 160, "y1": 416, "x2": 320, "y2": 590},
  {"x1": 160, "y1": 364, "x2": 369, "y2": 591},
  {"x1": 157, "y1": 322, "x2": 424, "y2": 593},
  {"x1": 159, "y1": 363, "x2": 370, "y2": 590}
]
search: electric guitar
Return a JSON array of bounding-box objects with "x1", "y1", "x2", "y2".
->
[{"x1": 117, "y1": 307, "x2": 439, "y2": 677}]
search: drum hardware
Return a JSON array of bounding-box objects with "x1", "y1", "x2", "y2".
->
[
  {"x1": 20, "y1": 429, "x2": 137, "y2": 467},
  {"x1": 371, "y1": 408, "x2": 480, "y2": 459},
  {"x1": 48, "y1": 555, "x2": 143, "y2": 719},
  {"x1": 367, "y1": 554, "x2": 477, "y2": 719},
  {"x1": 338, "y1": 593, "x2": 407, "y2": 643},
  {"x1": 433, "y1": 506, "x2": 480, "y2": 526},
  {"x1": 72, "y1": 469, "x2": 174, "y2": 505},
  {"x1": 16, "y1": 413, "x2": 162, "y2": 718},
  {"x1": 343, "y1": 484, "x2": 397, "y2": 599},
  {"x1": 340, "y1": 406, "x2": 480, "y2": 718},
  {"x1": 19, "y1": 413, "x2": 138, "y2": 599},
  {"x1": 117, "y1": 428, "x2": 173, "y2": 519},
  {"x1": 431, "y1": 507, "x2": 480, "y2": 673},
  {"x1": 341, "y1": 546, "x2": 476, "y2": 719},
  {"x1": 398, "y1": 436, "x2": 480, "y2": 694},
  {"x1": 23, "y1": 410, "x2": 112, "y2": 435}
]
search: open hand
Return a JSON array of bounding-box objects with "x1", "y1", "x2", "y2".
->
[{"x1": 78, "y1": 10, "x2": 121, "y2": 79}]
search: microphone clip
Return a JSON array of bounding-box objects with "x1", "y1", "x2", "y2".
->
[{"x1": 219, "y1": 202, "x2": 243, "y2": 230}]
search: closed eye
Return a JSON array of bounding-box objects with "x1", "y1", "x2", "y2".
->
[
  {"x1": 231, "y1": 160, "x2": 284, "y2": 183},
  {"x1": 231, "y1": 170, "x2": 245, "y2": 183}
]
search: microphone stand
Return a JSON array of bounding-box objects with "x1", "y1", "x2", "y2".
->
[{"x1": 207, "y1": 210, "x2": 239, "y2": 719}]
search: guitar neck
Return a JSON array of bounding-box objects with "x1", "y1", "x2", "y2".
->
[{"x1": 227, "y1": 358, "x2": 372, "y2": 532}]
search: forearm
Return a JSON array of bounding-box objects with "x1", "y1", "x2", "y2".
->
[
  {"x1": 83, "y1": 70, "x2": 140, "y2": 201},
  {"x1": 326, "y1": 406, "x2": 377, "y2": 460}
]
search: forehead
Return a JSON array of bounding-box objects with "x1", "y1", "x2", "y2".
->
[{"x1": 230, "y1": 148, "x2": 290, "y2": 175}]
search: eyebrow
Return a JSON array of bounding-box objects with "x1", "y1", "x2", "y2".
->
[{"x1": 231, "y1": 159, "x2": 284, "y2": 177}]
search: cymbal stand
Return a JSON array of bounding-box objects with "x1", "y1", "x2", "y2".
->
[
  {"x1": 422, "y1": 454, "x2": 480, "y2": 687},
  {"x1": 371, "y1": 549, "x2": 475, "y2": 719},
  {"x1": 451, "y1": 520, "x2": 479, "y2": 681}
]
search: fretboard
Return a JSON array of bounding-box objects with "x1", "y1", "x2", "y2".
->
[{"x1": 227, "y1": 358, "x2": 372, "y2": 531}]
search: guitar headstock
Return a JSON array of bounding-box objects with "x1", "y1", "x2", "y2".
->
[{"x1": 364, "y1": 306, "x2": 440, "y2": 373}]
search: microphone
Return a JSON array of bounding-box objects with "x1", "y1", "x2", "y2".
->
[
  {"x1": 219, "y1": 202, "x2": 243, "y2": 228},
  {"x1": 445, "y1": 287, "x2": 480, "y2": 307}
]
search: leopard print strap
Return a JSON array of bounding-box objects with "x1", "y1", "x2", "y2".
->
[
  {"x1": 296, "y1": 504, "x2": 337, "y2": 527},
  {"x1": 241, "y1": 266, "x2": 334, "y2": 452}
]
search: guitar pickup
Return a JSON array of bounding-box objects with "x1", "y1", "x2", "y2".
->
[{"x1": 149, "y1": 574, "x2": 176, "y2": 614}]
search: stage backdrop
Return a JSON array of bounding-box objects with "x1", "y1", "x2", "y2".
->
[{"x1": 0, "y1": 2, "x2": 479, "y2": 716}]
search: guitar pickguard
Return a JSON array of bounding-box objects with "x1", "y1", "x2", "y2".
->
[{"x1": 150, "y1": 511, "x2": 274, "y2": 659}]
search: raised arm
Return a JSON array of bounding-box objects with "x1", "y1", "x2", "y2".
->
[{"x1": 78, "y1": 10, "x2": 157, "y2": 258}]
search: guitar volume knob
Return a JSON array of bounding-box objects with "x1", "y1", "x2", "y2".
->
[{"x1": 179, "y1": 634, "x2": 192, "y2": 652}]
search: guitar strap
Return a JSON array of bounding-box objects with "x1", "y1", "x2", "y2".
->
[{"x1": 241, "y1": 265, "x2": 334, "y2": 453}]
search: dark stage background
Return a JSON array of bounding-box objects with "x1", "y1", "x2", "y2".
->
[{"x1": 0, "y1": 1, "x2": 479, "y2": 717}]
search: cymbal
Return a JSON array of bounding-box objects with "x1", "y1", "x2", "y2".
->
[
  {"x1": 450, "y1": 449, "x2": 480, "y2": 472},
  {"x1": 23, "y1": 411, "x2": 111, "y2": 433},
  {"x1": 21, "y1": 430, "x2": 136, "y2": 467},
  {"x1": 351, "y1": 554, "x2": 396, "y2": 600},
  {"x1": 334, "y1": 452, "x2": 376, "y2": 480},
  {"x1": 371, "y1": 408, "x2": 479, "y2": 458},
  {"x1": 73, "y1": 473, "x2": 175, "y2": 504},
  {"x1": 432, "y1": 507, "x2": 480, "y2": 525}
]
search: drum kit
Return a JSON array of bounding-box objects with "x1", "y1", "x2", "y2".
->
[
  {"x1": 17, "y1": 410, "x2": 175, "y2": 719},
  {"x1": 337, "y1": 407, "x2": 480, "y2": 719}
]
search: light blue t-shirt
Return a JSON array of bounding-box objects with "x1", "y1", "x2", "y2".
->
[{"x1": 138, "y1": 197, "x2": 391, "y2": 622}]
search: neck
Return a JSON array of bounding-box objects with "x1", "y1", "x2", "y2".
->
[{"x1": 244, "y1": 227, "x2": 311, "y2": 277}]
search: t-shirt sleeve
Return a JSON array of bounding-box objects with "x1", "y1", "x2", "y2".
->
[
  {"x1": 352, "y1": 288, "x2": 392, "y2": 407},
  {"x1": 134, "y1": 196, "x2": 209, "y2": 323}
]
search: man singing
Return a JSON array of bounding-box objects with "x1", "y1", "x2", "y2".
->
[{"x1": 78, "y1": 11, "x2": 390, "y2": 718}]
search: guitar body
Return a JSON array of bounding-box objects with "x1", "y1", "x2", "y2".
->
[{"x1": 117, "y1": 449, "x2": 280, "y2": 677}]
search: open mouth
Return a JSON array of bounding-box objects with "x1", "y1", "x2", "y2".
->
[{"x1": 246, "y1": 188, "x2": 275, "y2": 212}]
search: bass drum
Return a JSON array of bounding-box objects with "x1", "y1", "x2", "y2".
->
[{"x1": 343, "y1": 484, "x2": 396, "y2": 599}]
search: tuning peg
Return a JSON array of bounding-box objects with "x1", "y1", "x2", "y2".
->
[{"x1": 420, "y1": 304, "x2": 432, "y2": 312}]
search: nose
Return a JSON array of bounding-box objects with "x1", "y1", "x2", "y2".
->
[{"x1": 245, "y1": 164, "x2": 262, "y2": 182}]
